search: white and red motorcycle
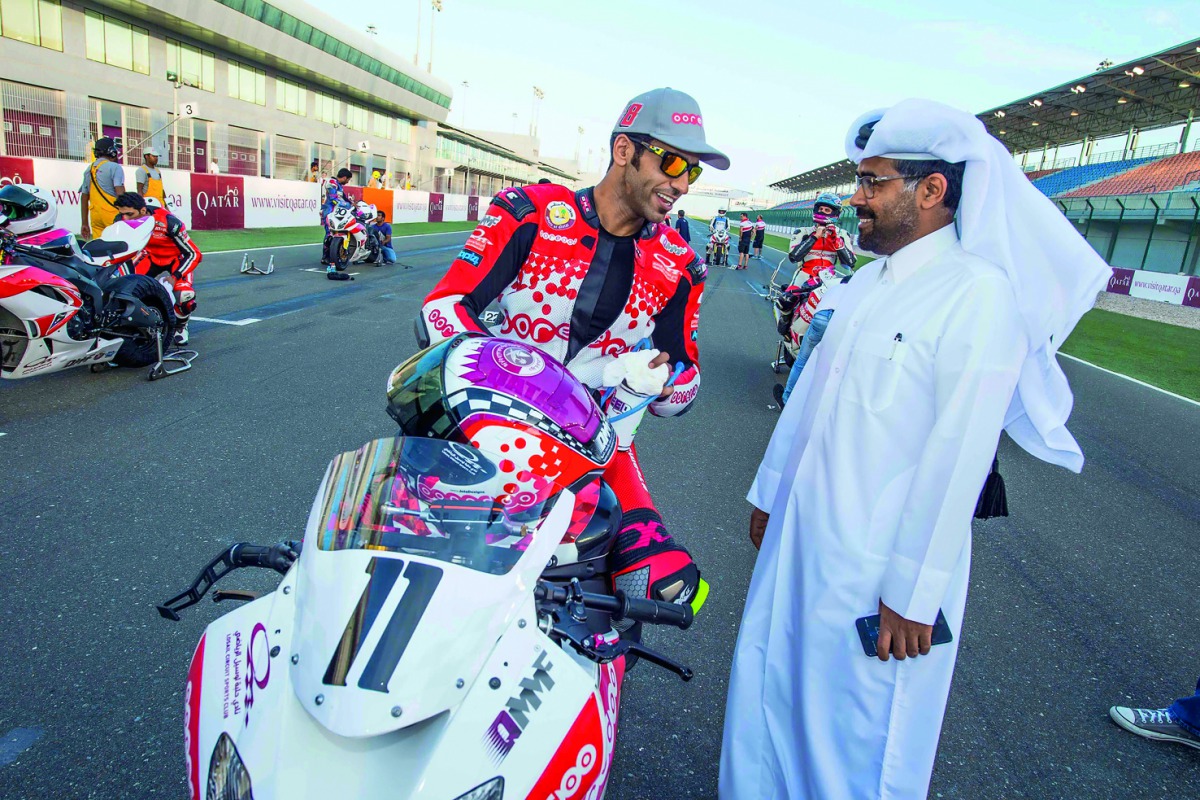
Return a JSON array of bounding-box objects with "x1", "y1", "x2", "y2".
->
[
  {"x1": 159, "y1": 333, "x2": 696, "y2": 800},
  {"x1": 0, "y1": 184, "x2": 186, "y2": 380},
  {"x1": 323, "y1": 200, "x2": 381, "y2": 272}
]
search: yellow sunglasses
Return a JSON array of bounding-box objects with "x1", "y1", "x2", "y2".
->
[{"x1": 632, "y1": 137, "x2": 704, "y2": 185}]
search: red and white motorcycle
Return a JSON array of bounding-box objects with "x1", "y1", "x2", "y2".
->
[
  {"x1": 159, "y1": 333, "x2": 696, "y2": 800},
  {"x1": 0, "y1": 184, "x2": 190, "y2": 381}
]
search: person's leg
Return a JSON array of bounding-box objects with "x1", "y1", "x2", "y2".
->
[
  {"x1": 1109, "y1": 676, "x2": 1200, "y2": 749},
  {"x1": 781, "y1": 309, "x2": 832, "y2": 404},
  {"x1": 603, "y1": 445, "x2": 699, "y2": 607},
  {"x1": 381, "y1": 245, "x2": 396, "y2": 263}
]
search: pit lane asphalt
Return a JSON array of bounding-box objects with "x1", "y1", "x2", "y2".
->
[{"x1": 0, "y1": 235, "x2": 1197, "y2": 800}]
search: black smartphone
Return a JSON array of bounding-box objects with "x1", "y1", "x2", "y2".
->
[{"x1": 856, "y1": 610, "x2": 953, "y2": 658}]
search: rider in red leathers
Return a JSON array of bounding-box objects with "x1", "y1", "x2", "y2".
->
[
  {"x1": 113, "y1": 193, "x2": 203, "y2": 345},
  {"x1": 421, "y1": 88, "x2": 729, "y2": 612},
  {"x1": 788, "y1": 191, "x2": 855, "y2": 280}
]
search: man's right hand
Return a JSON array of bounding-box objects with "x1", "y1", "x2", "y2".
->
[
  {"x1": 749, "y1": 507, "x2": 769, "y2": 550},
  {"x1": 80, "y1": 224, "x2": 91, "y2": 240}
]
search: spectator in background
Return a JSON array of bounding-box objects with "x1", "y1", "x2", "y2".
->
[
  {"x1": 79, "y1": 137, "x2": 126, "y2": 239},
  {"x1": 736, "y1": 211, "x2": 752, "y2": 269},
  {"x1": 136, "y1": 148, "x2": 165, "y2": 207},
  {"x1": 373, "y1": 210, "x2": 396, "y2": 264},
  {"x1": 368, "y1": 170, "x2": 383, "y2": 189},
  {"x1": 753, "y1": 214, "x2": 767, "y2": 259},
  {"x1": 305, "y1": 159, "x2": 319, "y2": 182},
  {"x1": 674, "y1": 209, "x2": 691, "y2": 243},
  {"x1": 208, "y1": 158, "x2": 220, "y2": 175},
  {"x1": 1110, "y1": 680, "x2": 1200, "y2": 751}
]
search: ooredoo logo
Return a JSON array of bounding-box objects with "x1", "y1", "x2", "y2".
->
[
  {"x1": 672, "y1": 112, "x2": 703, "y2": 126},
  {"x1": 618, "y1": 103, "x2": 643, "y2": 127}
]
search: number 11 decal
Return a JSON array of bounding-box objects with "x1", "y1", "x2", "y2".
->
[{"x1": 322, "y1": 558, "x2": 443, "y2": 692}]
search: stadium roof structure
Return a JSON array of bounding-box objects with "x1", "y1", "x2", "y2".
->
[{"x1": 771, "y1": 36, "x2": 1200, "y2": 193}]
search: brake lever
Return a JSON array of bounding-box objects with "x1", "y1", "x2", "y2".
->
[{"x1": 624, "y1": 641, "x2": 694, "y2": 682}]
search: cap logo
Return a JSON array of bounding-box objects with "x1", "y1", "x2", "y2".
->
[
  {"x1": 618, "y1": 103, "x2": 644, "y2": 127},
  {"x1": 671, "y1": 113, "x2": 703, "y2": 126}
]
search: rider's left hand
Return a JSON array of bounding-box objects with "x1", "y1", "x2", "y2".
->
[{"x1": 649, "y1": 350, "x2": 673, "y2": 399}]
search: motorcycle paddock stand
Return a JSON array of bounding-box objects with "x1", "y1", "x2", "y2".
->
[
  {"x1": 148, "y1": 328, "x2": 198, "y2": 381},
  {"x1": 771, "y1": 341, "x2": 789, "y2": 374},
  {"x1": 240, "y1": 253, "x2": 274, "y2": 275}
]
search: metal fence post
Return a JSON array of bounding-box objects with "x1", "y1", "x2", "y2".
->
[
  {"x1": 1181, "y1": 195, "x2": 1200, "y2": 276},
  {"x1": 1141, "y1": 197, "x2": 1160, "y2": 271},
  {"x1": 1083, "y1": 199, "x2": 1095, "y2": 240},
  {"x1": 1105, "y1": 199, "x2": 1125, "y2": 264}
]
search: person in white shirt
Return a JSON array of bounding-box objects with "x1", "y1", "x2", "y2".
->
[
  {"x1": 752, "y1": 214, "x2": 767, "y2": 258},
  {"x1": 208, "y1": 158, "x2": 220, "y2": 175},
  {"x1": 719, "y1": 99, "x2": 1110, "y2": 800},
  {"x1": 736, "y1": 211, "x2": 753, "y2": 269}
]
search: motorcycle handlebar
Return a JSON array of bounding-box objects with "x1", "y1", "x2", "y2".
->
[
  {"x1": 535, "y1": 582, "x2": 693, "y2": 630},
  {"x1": 230, "y1": 542, "x2": 297, "y2": 575}
]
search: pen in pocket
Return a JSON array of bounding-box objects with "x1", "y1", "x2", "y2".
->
[{"x1": 889, "y1": 333, "x2": 904, "y2": 360}]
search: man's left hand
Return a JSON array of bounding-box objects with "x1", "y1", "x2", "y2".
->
[
  {"x1": 875, "y1": 600, "x2": 932, "y2": 662},
  {"x1": 649, "y1": 350, "x2": 674, "y2": 399}
]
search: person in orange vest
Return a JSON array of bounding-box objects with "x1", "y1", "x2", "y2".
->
[
  {"x1": 135, "y1": 148, "x2": 166, "y2": 207},
  {"x1": 79, "y1": 137, "x2": 126, "y2": 239}
]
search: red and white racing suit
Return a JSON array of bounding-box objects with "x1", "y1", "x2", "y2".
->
[
  {"x1": 135, "y1": 207, "x2": 202, "y2": 330},
  {"x1": 422, "y1": 183, "x2": 703, "y2": 607},
  {"x1": 788, "y1": 224, "x2": 855, "y2": 280}
]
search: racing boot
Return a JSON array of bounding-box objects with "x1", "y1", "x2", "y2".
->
[{"x1": 172, "y1": 279, "x2": 196, "y2": 348}]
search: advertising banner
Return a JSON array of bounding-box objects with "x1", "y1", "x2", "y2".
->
[
  {"x1": 189, "y1": 174, "x2": 245, "y2": 230},
  {"x1": 1128, "y1": 270, "x2": 1190, "y2": 304},
  {"x1": 393, "y1": 190, "x2": 429, "y2": 223},
  {"x1": 428, "y1": 192, "x2": 445, "y2": 223},
  {"x1": 1185, "y1": 277, "x2": 1200, "y2": 309},
  {"x1": 443, "y1": 193, "x2": 468, "y2": 222},
  {"x1": 467, "y1": 195, "x2": 480, "y2": 222},
  {"x1": 243, "y1": 176, "x2": 320, "y2": 228},
  {"x1": 0, "y1": 155, "x2": 35, "y2": 187},
  {"x1": 1106, "y1": 268, "x2": 1133, "y2": 295},
  {"x1": 161, "y1": 168, "x2": 191, "y2": 228},
  {"x1": 362, "y1": 187, "x2": 393, "y2": 220}
]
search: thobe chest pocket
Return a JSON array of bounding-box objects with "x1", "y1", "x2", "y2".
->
[{"x1": 845, "y1": 333, "x2": 908, "y2": 412}]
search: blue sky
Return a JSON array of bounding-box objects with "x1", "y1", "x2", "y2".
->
[{"x1": 320, "y1": 0, "x2": 1198, "y2": 192}]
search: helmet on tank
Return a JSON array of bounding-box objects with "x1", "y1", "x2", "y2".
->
[
  {"x1": 0, "y1": 184, "x2": 57, "y2": 236},
  {"x1": 812, "y1": 192, "x2": 842, "y2": 225},
  {"x1": 386, "y1": 333, "x2": 617, "y2": 494}
]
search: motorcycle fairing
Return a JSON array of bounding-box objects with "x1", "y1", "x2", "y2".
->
[{"x1": 189, "y1": 571, "x2": 620, "y2": 799}]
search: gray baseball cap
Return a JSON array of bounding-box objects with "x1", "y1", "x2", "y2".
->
[
  {"x1": 143, "y1": 147, "x2": 161, "y2": 157},
  {"x1": 612, "y1": 88, "x2": 729, "y2": 170}
]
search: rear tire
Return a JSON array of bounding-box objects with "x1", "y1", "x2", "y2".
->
[{"x1": 111, "y1": 275, "x2": 177, "y2": 368}]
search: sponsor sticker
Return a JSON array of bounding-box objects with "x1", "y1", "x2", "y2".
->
[
  {"x1": 545, "y1": 201, "x2": 575, "y2": 231},
  {"x1": 457, "y1": 249, "x2": 483, "y2": 267},
  {"x1": 492, "y1": 343, "x2": 547, "y2": 377},
  {"x1": 671, "y1": 112, "x2": 703, "y2": 126},
  {"x1": 539, "y1": 230, "x2": 578, "y2": 246},
  {"x1": 659, "y1": 234, "x2": 688, "y2": 256},
  {"x1": 479, "y1": 214, "x2": 502, "y2": 228},
  {"x1": 466, "y1": 229, "x2": 492, "y2": 252},
  {"x1": 482, "y1": 650, "x2": 555, "y2": 765}
]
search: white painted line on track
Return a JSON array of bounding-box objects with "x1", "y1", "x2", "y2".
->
[
  {"x1": 1059, "y1": 352, "x2": 1200, "y2": 408},
  {"x1": 745, "y1": 280, "x2": 769, "y2": 298},
  {"x1": 300, "y1": 268, "x2": 359, "y2": 276},
  {"x1": 208, "y1": 229, "x2": 470, "y2": 255},
  {"x1": 191, "y1": 316, "x2": 261, "y2": 326}
]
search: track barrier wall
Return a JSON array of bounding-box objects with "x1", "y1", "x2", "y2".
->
[{"x1": 0, "y1": 154, "x2": 479, "y2": 235}]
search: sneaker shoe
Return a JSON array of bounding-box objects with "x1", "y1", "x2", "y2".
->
[
  {"x1": 1108, "y1": 706, "x2": 1200, "y2": 750},
  {"x1": 772, "y1": 383, "x2": 786, "y2": 409}
]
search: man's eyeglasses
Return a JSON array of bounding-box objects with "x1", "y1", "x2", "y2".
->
[
  {"x1": 631, "y1": 137, "x2": 704, "y2": 185},
  {"x1": 854, "y1": 173, "x2": 916, "y2": 199}
]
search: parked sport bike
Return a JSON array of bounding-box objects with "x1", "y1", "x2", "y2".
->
[
  {"x1": 704, "y1": 228, "x2": 729, "y2": 267},
  {"x1": 159, "y1": 333, "x2": 697, "y2": 800},
  {"x1": 0, "y1": 184, "x2": 191, "y2": 381},
  {"x1": 766, "y1": 229, "x2": 848, "y2": 373},
  {"x1": 323, "y1": 200, "x2": 381, "y2": 271}
]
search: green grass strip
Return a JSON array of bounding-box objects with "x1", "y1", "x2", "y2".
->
[
  {"x1": 1061, "y1": 308, "x2": 1200, "y2": 401},
  {"x1": 190, "y1": 220, "x2": 477, "y2": 252}
]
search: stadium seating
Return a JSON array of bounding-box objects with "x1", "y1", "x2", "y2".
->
[
  {"x1": 1061, "y1": 151, "x2": 1200, "y2": 198},
  {"x1": 1029, "y1": 156, "x2": 1158, "y2": 198},
  {"x1": 1023, "y1": 168, "x2": 1062, "y2": 181}
]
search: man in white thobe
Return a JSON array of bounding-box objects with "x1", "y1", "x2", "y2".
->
[{"x1": 719, "y1": 100, "x2": 1111, "y2": 800}]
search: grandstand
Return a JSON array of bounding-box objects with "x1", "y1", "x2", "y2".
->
[{"x1": 762, "y1": 36, "x2": 1200, "y2": 274}]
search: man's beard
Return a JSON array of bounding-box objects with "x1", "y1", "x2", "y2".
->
[{"x1": 857, "y1": 196, "x2": 919, "y2": 255}]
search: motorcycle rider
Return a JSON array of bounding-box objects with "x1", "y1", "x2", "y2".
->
[
  {"x1": 79, "y1": 137, "x2": 127, "y2": 240},
  {"x1": 421, "y1": 87, "x2": 729, "y2": 611},
  {"x1": 708, "y1": 208, "x2": 729, "y2": 266},
  {"x1": 321, "y1": 168, "x2": 353, "y2": 271},
  {"x1": 786, "y1": 191, "x2": 855, "y2": 279},
  {"x1": 113, "y1": 192, "x2": 203, "y2": 346}
]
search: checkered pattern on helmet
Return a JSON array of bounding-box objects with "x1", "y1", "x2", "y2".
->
[{"x1": 448, "y1": 387, "x2": 599, "y2": 460}]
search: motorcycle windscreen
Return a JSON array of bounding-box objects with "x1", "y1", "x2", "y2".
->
[
  {"x1": 292, "y1": 436, "x2": 574, "y2": 736},
  {"x1": 312, "y1": 436, "x2": 563, "y2": 572}
]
